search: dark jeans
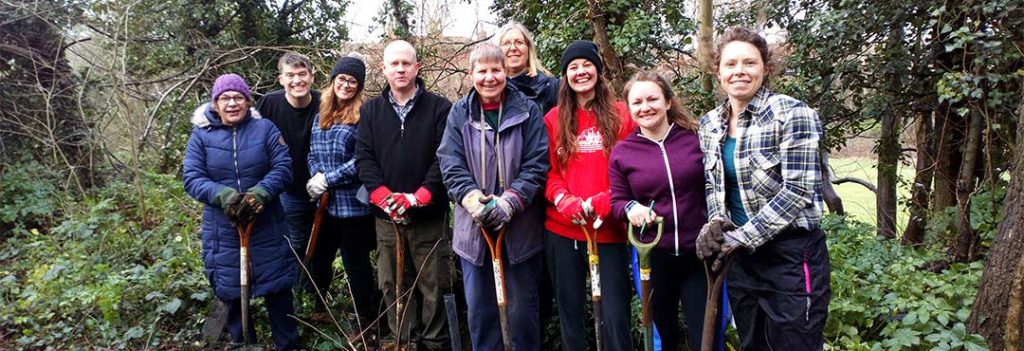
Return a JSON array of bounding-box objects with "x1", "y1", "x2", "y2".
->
[
  {"x1": 376, "y1": 215, "x2": 453, "y2": 350},
  {"x1": 546, "y1": 232, "x2": 632, "y2": 351},
  {"x1": 226, "y1": 289, "x2": 299, "y2": 350},
  {"x1": 650, "y1": 249, "x2": 712, "y2": 351},
  {"x1": 308, "y1": 214, "x2": 381, "y2": 328},
  {"x1": 279, "y1": 192, "x2": 315, "y2": 263},
  {"x1": 728, "y1": 227, "x2": 831, "y2": 351},
  {"x1": 461, "y1": 249, "x2": 541, "y2": 351}
]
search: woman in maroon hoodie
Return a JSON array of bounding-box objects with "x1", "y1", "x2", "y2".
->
[{"x1": 608, "y1": 71, "x2": 710, "y2": 351}]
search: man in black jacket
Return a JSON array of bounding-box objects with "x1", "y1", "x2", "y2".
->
[
  {"x1": 256, "y1": 52, "x2": 321, "y2": 282},
  {"x1": 355, "y1": 40, "x2": 453, "y2": 351}
]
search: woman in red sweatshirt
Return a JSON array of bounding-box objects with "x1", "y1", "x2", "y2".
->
[{"x1": 543, "y1": 40, "x2": 635, "y2": 351}]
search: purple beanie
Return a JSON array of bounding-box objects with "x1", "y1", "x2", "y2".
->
[{"x1": 211, "y1": 73, "x2": 252, "y2": 103}]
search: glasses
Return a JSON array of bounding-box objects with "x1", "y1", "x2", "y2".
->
[
  {"x1": 336, "y1": 78, "x2": 359, "y2": 87},
  {"x1": 217, "y1": 95, "x2": 247, "y2": 105},
  {"x1": 500, "y1": 39, "x2": 527, "y2": 49}
]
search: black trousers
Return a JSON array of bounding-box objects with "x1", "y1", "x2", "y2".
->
[
  {"x1": 546, "y1": 232, "x2": 633, "y2": 351},
  {"x1": 650, "y1": 249, "x2": 710, "y2": 351},
  {"x1": 227, "y1": 289, "x2": 300, "y2": 350},
  {"x1": 308, "y1": 214, "x2": 382, "y2": 327},
  {"x1": 727, "y1": 227, "x2": 831, "y2": 351}
]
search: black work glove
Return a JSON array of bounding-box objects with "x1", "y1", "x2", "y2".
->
[
  {"x1": 235, "y1": 187, "x2": 269, "y2": 223},
  {"x1": 214, "y1": 187, "x2": 244, "y2": 219},
  {"x1": 695, "y1": 218, "x2": 736, "y2": 260}
]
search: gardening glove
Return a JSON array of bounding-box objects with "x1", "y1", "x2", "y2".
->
[
  {"x1": 306, "y1": 172, "x2": 328, "y2": 198},
  {"x1": 213, "y1": 187, "x2": 242, "y2": 214},
  {"x1": 710, "y1": 231, "x2": 751, "y2": 272},
  {"x1": 461, "y1": 189, "x2": 488, "y2": 220},
  {"x1": 695, "y1": 218, "x2": 736, "y2": 260},
  {"x1": 554, "y1": 192, "x2": 586, "y2": 225},
  {"x1": 235, "y1": 187, "x2": 269, "y2": 223},
  {"x1": 391, "y1": 186, "x2": 432, "y2": 215},
  {"x1": 369, "y1": 186, "x2": 399, "y2": 216},
  {"x1": 412, "y1": 187, "x2": 432, "y2": 207},
  {"x1": 625, "y1": 200, "x2": 657, "y2": 228},
  {"x1": 583, "y1": 192, "x2": 612, "y2": 219},
  {"x1": 479, "y1": 191, "x2": 524, "y2": 231}
]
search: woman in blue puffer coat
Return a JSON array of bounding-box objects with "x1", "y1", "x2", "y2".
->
[{"x1": 183, "y1": 73, "x2": 299, "y2": 350}]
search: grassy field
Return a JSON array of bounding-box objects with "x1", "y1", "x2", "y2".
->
[{"x1": 828, "y1": 157, "x2": 916, "y2": 231}]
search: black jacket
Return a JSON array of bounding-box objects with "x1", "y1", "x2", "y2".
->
[{"x1": 355, "y1": 78, "x2": 452, "y2": 220}]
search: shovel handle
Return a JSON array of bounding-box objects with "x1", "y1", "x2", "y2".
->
[
  {"x1": 236, "y1": 221, "x2": 254, "y2": 345},
  {"x1": 305, "y1": 192, "x2": 330, "y2": 260},
  {"x1": 701, "y1": 258, "x2": 732, "y2": 351},
  {"x1": 480, "y1": 227, "x2": 512, "y2": 351}
]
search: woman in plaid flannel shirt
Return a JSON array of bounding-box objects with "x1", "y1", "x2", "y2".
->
[
  {"x1": 696, "y1": 27, "x2": 831, "y2": 350},
  {"x1": 305, "y1": 54, "x2": 383, "y2": 330}
]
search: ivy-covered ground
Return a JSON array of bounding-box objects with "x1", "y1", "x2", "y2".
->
[{"x1": 0, "y1": 161, "x2": 989, "y2": 350}]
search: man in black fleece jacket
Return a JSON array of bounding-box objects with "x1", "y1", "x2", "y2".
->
[{"x1": 354, "y1": 40, "x2": 453, "y2": 351}]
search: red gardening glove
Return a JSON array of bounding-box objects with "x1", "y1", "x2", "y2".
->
[
  {"x1": 390, "y1": 193, "x2": 413, "y2": 215},
  {"x1": 587, "y1": 192, "x2": 611, "y2": 219},
  {"x1": 369, "y1": 186, "x2": 394, "y2": 212},
  {"x1": 413, "y1": 187, "x2": 432, "y2": 206},
  {"x1": 555, "y1": 193, "x2": 585, "y2": 225}
]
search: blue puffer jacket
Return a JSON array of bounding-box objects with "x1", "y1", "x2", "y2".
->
[
  {"x1": 438, "y1": 84, "x2": 549, "y2": 266},
  {"x1": 183, "y1": 103, "x2": 296, "y2": 300}
]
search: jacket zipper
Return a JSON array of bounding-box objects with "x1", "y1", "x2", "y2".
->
[
  {"x1": 232, "y1": 127, "x2": 241, "y2": 190},
  {"x1": 655, "y1": 141, "x2": 680, "y2": 255},
  {"x1": 641, "y1": 125, "x2": 680, "y2": 255}
]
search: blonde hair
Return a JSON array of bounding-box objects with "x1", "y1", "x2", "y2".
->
[{"x1": 494, "y1": 21, "x2": 552, "y2": 77}]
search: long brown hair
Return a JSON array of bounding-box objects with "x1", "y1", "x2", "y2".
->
[
  {"x1": 318, "y1": 81, "x2": 363, "y2": 129},
  {"x1": 622, "y1": 71, "x2": 698, "y2": 131},
  {"x1": 554, "y1": 71, "x2": 620, "y2": 167}
]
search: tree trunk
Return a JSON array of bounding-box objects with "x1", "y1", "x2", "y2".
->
[
  {"x1": 903, "y1": 110, "x2": 934, "y2": 245},
  {"x1": 949, "y1": 108, "x2": 983, "y2": 263},
  {"x1": 877, "y1": 109, "x2": 900, "y2": 239},
  {"x1": 931, "y1": 16, "x2": 964, "y2": 216},
  {"x1": 968, "y1": 98, "x2": 1024, "y2": 350},
  {"x1": 390, "y1": 0, "x2": 412, "y2": 39},
  {"x1": 584, "y1": 0, "x2": 625, "y2": 91},
  {"x1": 697, "y1": 0, "x2": 714, "y2": 91},
  {"x1": 876, "y1": 30, "x2": 903, "y2": 239},
  {"x1": 820, "y1": 151, "x2": 845, "y2": 215},
  {"x1": 933, "y1": 105, "x2": 963, "y2": 213}
]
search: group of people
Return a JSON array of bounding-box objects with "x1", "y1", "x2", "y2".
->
[{"x1": 183, "y1": 22, "x2": 831, "y2": 351}]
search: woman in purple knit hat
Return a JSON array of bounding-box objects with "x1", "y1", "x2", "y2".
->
[
  {"x1": 608, "y1": 71, "x2": 711, "y2": 351},
  {"x1": 183, "y1": 73, "x2": 300, "y2": 350}
]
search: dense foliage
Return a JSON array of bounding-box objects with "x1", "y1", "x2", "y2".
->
[{"x1": 0, "y1": 162, "x2": 992, "y2": 348}]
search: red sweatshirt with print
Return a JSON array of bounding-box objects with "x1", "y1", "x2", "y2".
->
[{"x1": 543, "y1": 102, "x2": 635, "y2": 243}]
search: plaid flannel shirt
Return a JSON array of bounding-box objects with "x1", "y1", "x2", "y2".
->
[
  {"x1": 308, "y1": 114, "x2": 370, "y2": 218},
  {"x1": 698, "y1": 88, "x2": 824, "y2": 248}
]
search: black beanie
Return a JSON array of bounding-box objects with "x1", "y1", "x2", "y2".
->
[
  {"x1": 330, "y1": 56, "x2": 366, "y2": 91},
  {"x1": 559, "y1": 40, "x2": 603, "y2": 76}
]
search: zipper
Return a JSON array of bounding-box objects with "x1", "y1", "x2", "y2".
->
[
  {"x1": 655, "y1": 141, "x2": 680, "y2": 255},
  {"x1": 232, "y1": 127, "x2": 241, "y2": 190},
  {"x1": 803, "y1": 252, "x2": 812, "y2": 321},
  {"x1": 641, "y1": 124, "x2": 680, "y2": 255}
]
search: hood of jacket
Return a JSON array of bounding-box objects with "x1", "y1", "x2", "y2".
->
[
  {"x1": 509, "y1": 71, "x2": 555, "y2": 99},
  {"x1": 190, "y1": 102, "x2": 263, "y2": 129}
]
